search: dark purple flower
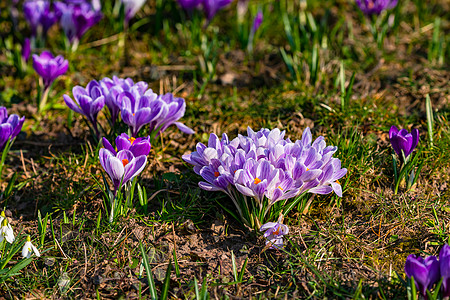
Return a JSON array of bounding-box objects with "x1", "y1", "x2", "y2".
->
[
  {"x1": 202, "y1": 0, "x2": 232, "y2": 21},
  {"x1": 22, "y1": 38, "x2": 31, "y2": 62},
  {"x1": 55, "y1": 1, "x2": 102, "y2": 43},
  {"x1": 63, "y1": 80, "x2": 105, "y2": 137},
  {"x1": 148, "y1": 93, "x2": 195, "y2": 137},
  {"x1": 99, "y1": 148, "x2": 147, "y2": 192},
  {"x1": 251, "y1": 11, "x2": 263, "y2": 33},
  {"x1": 120, "y1": 87, "x2": 162, "y2": 137},
  {"x1": 177, "y1": 0, "x2": 202, "y2": 11},
  {"x1": 389, "y1": 126, "x2": 419, "y2": 160},
  {"x1": 102, "y1": 133, "x2": 151, "y2": 157},
  {"x1": 260, "y1": 222, "x2": 289, "y2": 249},
  {"x1": 404, "y1": 254, "x2": 440, "y2": 297},
  {"x1": 0, "y1": 107, "x2": 25, "y2": 150},
  {"x1": 355, "y1": 0, "x2": 398, "y2": 15},
  {"x1": 440, "y1": 244, "x2": 450, "y2": 298},
  {"x1": 23, "y1": 0, "x2": 58, "y2": 37},
  {"x1": 32, "y1": 51, "x2": 69, "y2": 89}
]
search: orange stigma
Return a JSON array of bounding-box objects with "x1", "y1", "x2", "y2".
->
[
  {"x1": 132, "y1": 113, "x2": 135, "y2": 116},
  {"x1": 336, "y1": 180, "x2": 340, "y2": 185},
  {"x1": 128, "y1": 137, "x2": 136, "y2": 145},
  {"x1": 122, "y1": 159, "x2": 129, "y2": 167},
  {"x1": 214, "y1": 171, "x2": 220, "y2": 177},
  {"x1": 254, "y1": 178, "x2": 261, "y2": 185},
  {"x1": 306, "y1": 168, "x2": 310, "y2": 171}
]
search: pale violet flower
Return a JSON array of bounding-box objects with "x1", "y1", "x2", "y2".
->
[
  {"x1": 22, "y1": 236, "x2": 41, "y2": 258},
  {"x1": 260, "y1": 222, "x2": 289, "y2": 249}
]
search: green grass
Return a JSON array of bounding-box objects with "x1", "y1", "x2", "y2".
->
[{"x1": 0, "y1": 0, "x2": 449, "y2": 297}]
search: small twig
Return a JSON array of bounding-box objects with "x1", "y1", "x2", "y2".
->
[
  {"x1": 55, "y1": 238, "x2": 69, "y2": 259},
  {"x1": 20, "y1": 150, "x2": 29, "y2": 178}
]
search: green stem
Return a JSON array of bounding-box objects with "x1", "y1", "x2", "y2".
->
[{"x1": 38, "y1": 86, "x2": 50, "y2": 113}]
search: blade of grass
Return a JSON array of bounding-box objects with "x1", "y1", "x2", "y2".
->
[{"x1": 139, "y1": 240, "x2": 157, "y2": 299}]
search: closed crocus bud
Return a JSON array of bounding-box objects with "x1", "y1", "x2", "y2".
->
[
  {"x1": 404, "y1": 254, "x2": 440, "y2": 297},
  {"x1": 177, "y1": 0, "x2": 202, "y2": 11},
  {"x1": 440, "y1": 244, "x2": 450, "y2": 298},
  {"x1": 251, "y1": 10, "x2": 263, "y2": 34},
  {"x1": 389, "y1": 126, "x2": 419, "y2": 161},
  {"x1": 22, "y1": 38, "x2": 31, "y2": 62}
]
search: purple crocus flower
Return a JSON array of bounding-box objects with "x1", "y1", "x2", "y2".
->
[
  {"x1": 389, "y1": 126, "x2": 420, "y2": 160},
  {"x1": 99, "y1": 148, "x2": 147, "y2": 193},
  {"x1": 149, "y1": 93, "x2": 195, "y2": 137},
  {"x1": 55, "y1": 1, "x2": 102, "y2": 44},
  {"x1": 32, "y1": 51, "x2": 68, "y2": 89},
  {"x1": 63, "y1": 80, "x2": 105, "y2": 137},
  {"x1": 23, "y1": 0, "x2": 58, "y2": 37},
  {"x1": 251, "y1": 11, "x2": 263, "y2": 33},
  {"x1": 119, "y1": 87, "x2": 162, "y2": 137},
  {"x1": 355, "y1": 0, "x2": 398, "y2": 15},
  {"x1": 260, "y1": 222, "x2": 289, "y2": 249},
  {"x1": 202, "y1": 0, "x2": 233, "y2": 22},
  {"x1": 177, "y1": 0, "x2": 202, "y2": 11},
  {"x1": 0, "y1": 107, "x2": 25, "y2": 150},
  {"x1": 102, "y1": 133, "x2": 151, "y2": 157},
  {"x1": 440, "y1": 244, "x2": 450, "y2": 298},
  {"x1": 100, "y1": 76, "x2": 148, "y2": 125},
  {"x1": 22, "y1": 38, "x2": 31, "y2": 63},
  {"x1": 404, "y1": 254, "x2": 440, "y2": 297}
]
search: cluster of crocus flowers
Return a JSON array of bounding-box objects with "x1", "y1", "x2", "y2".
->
[
  {"x1": 64, "y1": 76, "x2": 194, "y2": 139},
  {"x1": 355, "y1": 0, "x2": 398, "y2": 15},
  {"x1": 405, "y1": 244, "x2": 450, "y2": 298},
  {"x1": 177, "y1": 0, "x2": 232, "y2": 25},
  {"x1": 183, "y1": 127, "x2": 347, "y2": 229}
]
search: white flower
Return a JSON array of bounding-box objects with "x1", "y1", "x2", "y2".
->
[
  {"x1": 0, "y1": 219, "x2": 15, "y2": 244},
  {"x1": 22, "y1": 236, "x2": 40, "y2": 258}
]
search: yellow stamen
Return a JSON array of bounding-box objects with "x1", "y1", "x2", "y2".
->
[
  {"x1": 122, "y1": 159, "x2": 129, "y2": 167},
  {"x1": 336, "y1": 180, "x2": 340, "y2": 185},
  {"x1": 306, "y1": 168, "x2": 310, "y2": 171},
  {"x1": 278, "y1": 186, "x2": 283, "y2": 191},
  {"x1": 128, "y1": 137, "x2": 136, "y2": 145},
  {"x1": 254, "y1": 178, "x2": 261, "y2": 184}
]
